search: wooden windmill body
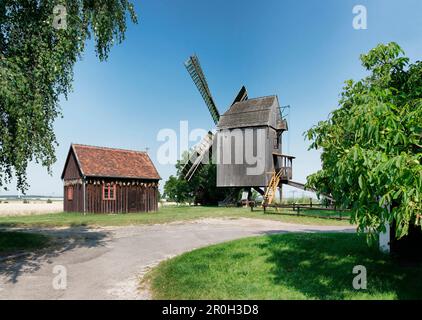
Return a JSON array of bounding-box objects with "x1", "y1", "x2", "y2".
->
[{"x1": 182, "y1": 55, "x2": 299, "y2": 205}]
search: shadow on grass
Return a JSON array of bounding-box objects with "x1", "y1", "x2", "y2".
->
[
  {"x1": 259, "y1": 233, "x2": 422, "y2": 300},
  {"x1": 0, "y1": 227, "x2": 110, "y2": 284}
]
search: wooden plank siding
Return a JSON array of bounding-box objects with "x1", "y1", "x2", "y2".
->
[
  {"x1": 63, "y1": 150, "x2": 82, "y2": 180},
  {"x1": 65, "y1": 181, "x2": 158, "y2": 214},
  {"x1": 216, "y1": 95, "x2": 292, "y2": 188},
  {"x1": 63, "y1": 184, "x2": 84, "y2": 212},
  {"x1": 216, "y1": 127, "x2": 276, "y2": 187}
]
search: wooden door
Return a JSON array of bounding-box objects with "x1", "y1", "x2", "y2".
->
[{"x1": 128, "y1": 189, "x2": 138, "y2": 212}]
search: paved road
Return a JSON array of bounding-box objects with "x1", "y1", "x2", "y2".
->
[{"x1": 0, "y1": 218, "x2": 355, "y2": 300}]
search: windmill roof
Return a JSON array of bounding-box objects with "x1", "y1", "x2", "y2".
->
[{"x1": 217, "y1": 95, "x2": 280, "y2": 130}]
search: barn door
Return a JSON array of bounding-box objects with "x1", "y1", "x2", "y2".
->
[{"x1": 128, "y1": 189, "x2": 138, "y2": 212}]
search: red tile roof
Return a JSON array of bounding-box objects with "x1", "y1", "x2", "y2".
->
[{"x1": 69, "y1": 144, "x2": 160, "y2": 180}]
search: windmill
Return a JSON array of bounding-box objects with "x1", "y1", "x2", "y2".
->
[{"x1": 182, "y1": 55, "x2": 317, "y2": 207}]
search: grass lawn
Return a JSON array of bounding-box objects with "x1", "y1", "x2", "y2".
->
[
  {"x1": 0, "y1": 206, "x2": 352, "y2": 228},
  {"x1": 145, "y1": 233, "x2": 422, "y2": 300},
  {"x1": 0, "y1": 231, "x2": 51, "y2": 256}
]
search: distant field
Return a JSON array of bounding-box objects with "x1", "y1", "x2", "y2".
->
[{"x1": 0, "y1": 201, "x2": 63, "y2": 216}]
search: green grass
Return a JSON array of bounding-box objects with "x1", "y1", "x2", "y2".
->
[
  {"x1": 145, "y1": 233, "x2": 422, "y2": 300},
  {"x1": 0, "y1": 206, "x2": 351, "y2": 228},
  {"x1": 0, "y1": 231, "x2": 51, "y2": 255}
]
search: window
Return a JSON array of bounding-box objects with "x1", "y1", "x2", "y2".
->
[
  {"x1": 103, "y1": 184, "x2": 116, "y2": 200},
  {"x1": 67, "y1": 186, "x2": 74, "y2": 201}
]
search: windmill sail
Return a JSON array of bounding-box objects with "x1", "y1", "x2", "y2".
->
[
  {"x1": 182, "y1": 57, "x2": 248, "y2": 182},
  {"x1": 184, "y1": 55, "x2": 220, "y2": 125},
  {"x1": 181, "y1": 55, "x2": 219, "y2": 181},
  {"x1": 180, "y1": 131, "x2": 214, "y2": 181}
]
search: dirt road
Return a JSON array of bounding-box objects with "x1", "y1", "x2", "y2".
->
[{"x1": 0, "y1": 218, "x2": 355, "y2": 299}]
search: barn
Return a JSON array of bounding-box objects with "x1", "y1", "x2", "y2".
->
[{"x1": 61, "y1": 144, "x2": 160, "y2": 213}]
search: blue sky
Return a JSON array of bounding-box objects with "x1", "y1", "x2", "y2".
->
[{"x1": 2, "y1": 0, "x2": 421, "y2": 197}]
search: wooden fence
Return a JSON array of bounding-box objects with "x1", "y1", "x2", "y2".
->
[{"x1": 250, "y1": 202, "x2": 350, "y2": 221}]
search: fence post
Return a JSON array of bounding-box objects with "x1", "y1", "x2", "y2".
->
[{"x1": 310, "y1": 198, "x2": 312, "y2": 208}]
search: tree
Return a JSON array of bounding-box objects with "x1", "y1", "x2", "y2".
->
[
  {"x1": 163, "y1": 152, "x2": 231, "y2": 205},
  {"x1": 163, "y1": 175, "x2": 193, "y2": 204},
  {"x1": 306, "y1": 43, "x2": 421, "y2": 240},
  {"x1": 0, "y1": 1, "x2": 137, "y2": 192}
]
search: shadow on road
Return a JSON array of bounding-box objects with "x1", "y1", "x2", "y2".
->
[{"x1": 0, "y1": 227, "x2": 111, "y2": 284}]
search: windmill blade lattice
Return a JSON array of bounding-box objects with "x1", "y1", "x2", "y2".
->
[
  {"x1": 184, "y1": 55, "x2": 220, "y2": 125},
  {"x1": 182, "y1": 56, "x2": 248, "y2": 182}
]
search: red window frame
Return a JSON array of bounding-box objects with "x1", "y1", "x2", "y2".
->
[
  {"x1": 67, "y1": 186, "x2": 74, "y2": 201},
  {"x1": 103, "y1": 184, "x2": 116, "y2": 200}
]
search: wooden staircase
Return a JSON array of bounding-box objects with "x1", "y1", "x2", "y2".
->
[{"x1": 263, "y1": 170, "x2": 283, "y2": 207}]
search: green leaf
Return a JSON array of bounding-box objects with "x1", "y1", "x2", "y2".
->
[{"x1": 305, "y1": 42, "x2": 422, "y2": 239}]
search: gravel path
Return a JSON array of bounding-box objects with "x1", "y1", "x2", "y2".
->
[{"x1": 0, "y1": 218, "x2": 355, "y2": 300}]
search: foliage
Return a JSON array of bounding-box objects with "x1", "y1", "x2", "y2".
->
[
  {"x1": 0, "y1": 0, "x2": 137, "y2": 192},
  {"x1": 163, "y1": 175, "x2": 193, "y2": 204},
  {"x1": 250, "y1": 189, "x2": 260, "y2": 202},
  {"x1": 306, "y1": 43, "x2": 422, "y2": 238},
  {"x1": 188, "y1": 162, "x2": 232, "y2": 205},
  {"x1": 163, "y1": 152, "x2": 231, "y2": 205}
]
